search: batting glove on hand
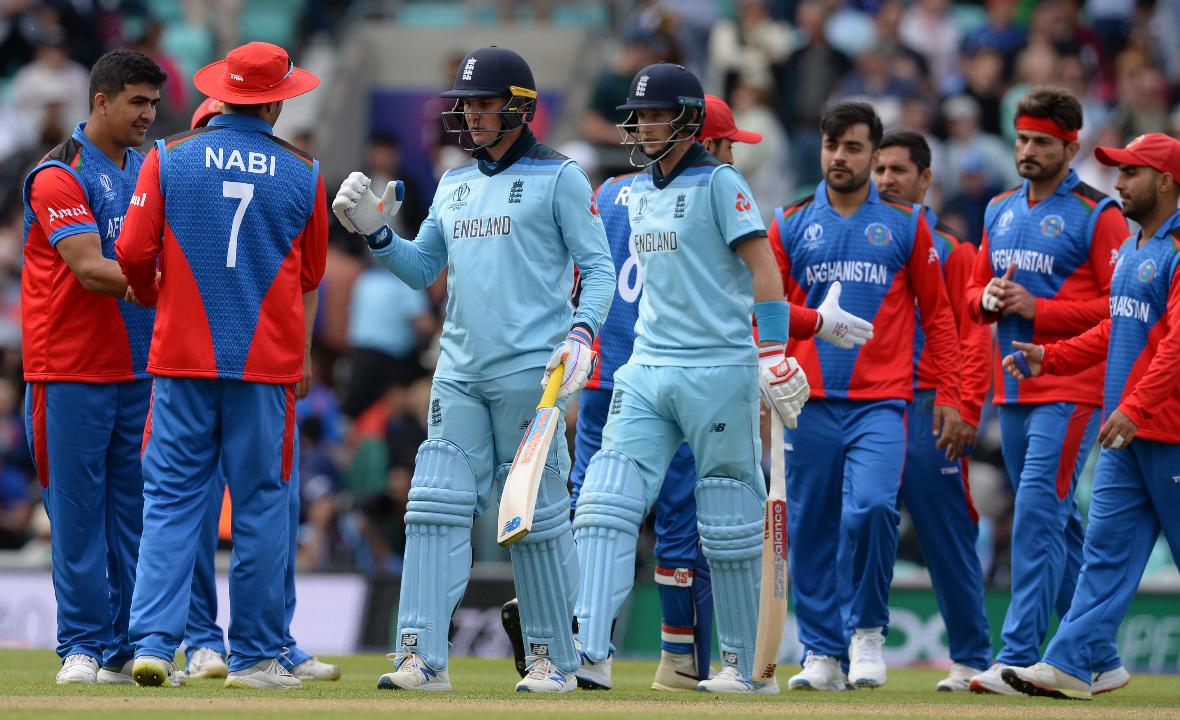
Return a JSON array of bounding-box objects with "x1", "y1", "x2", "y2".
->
[
  {"x1": 542, "y1": 326, "x2": 597, "y2": 399},
  {"x1": 758, "y1": 344, "x2": 809, "y2": 429},
  {"x1": 332, "y1": 172, "x2": 404, "y2": 248},
  {"x1": 816, "y1": 281, "x2": 873, "y2": 349}
]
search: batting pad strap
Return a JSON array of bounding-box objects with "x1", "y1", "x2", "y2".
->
[
  {"x1": 654, "y1": 566, "x2": 694, "y2": 587},
  {"x1": 511, "y1": 467, "x2": 579, "y2": 673}
]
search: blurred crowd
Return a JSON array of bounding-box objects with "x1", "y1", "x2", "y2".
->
[{"x1": 1, "y1": 0, "x2": 1178, "y2": 584}]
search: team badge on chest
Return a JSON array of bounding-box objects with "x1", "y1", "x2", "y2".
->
[
  {"x1": 1040, "y1": 214, "x2": 1065, "y2": 238},
  {"x1": 1137, "y1": 258, "x2": 1157, "y2": 283},
  {"x1": 865, "y1": 222, "x2": 891, "y2": 246}
]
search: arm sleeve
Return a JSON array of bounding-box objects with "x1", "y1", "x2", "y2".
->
[
  {"x1": 768, "y1": 217, "x2": 820, "y2": 339},
  {"x1": 370, "y1": 192, "x2": 449, "y2": 291},
  {"x1": 1041, "y1": 318, "x2": 1111, "y2": 376},
  {"x1": 710, "y1": 166, "x2": 767, "y2": 249},
  {"x1": 1118, "y1": 262, "x2": 1180, "y2": 426},
  {"x1": 298, "y1": 175, "x2": 329, "y2": 292},
  {"x1": 115, "y1": 148, "x2": 166, "y2": 307},
  {"x1": 555, "y1": 163, "x2": 614, "y2": 336},
  {"x1": 965, "y1": 228, "x2": 1001, "y2": 325},
  {"x1": 910, "y1": 214, "x2": 961, "y2": 411},
  {"x1": 947, "y1": 242, "x2": 992, "y2": 427},
  {"x1": 28, "y1": 167, "x2": 98, "y2": 245},
  {"x1": 1032, "y1": 206, "x2": 1126, "y2": 335}
]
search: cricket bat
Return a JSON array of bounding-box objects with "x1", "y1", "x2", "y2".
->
[
  {"x1": 497, "y1": 362, "x2": 564, "y2": 547},
  {"x1": 753, "y1": 410, "x2": 788, "y2": 684}
]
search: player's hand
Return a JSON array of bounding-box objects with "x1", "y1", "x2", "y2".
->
[
  {"x1": 332, "y1": 172, "x2": 405, "y2": 248},
  {"x1": 296, "y1": 349, "x2": 312, "y2": 400},
  {"x1": 1097, "y1": 409, "x2": 1138, "y2": 449},
  {"x1": 542, "y1": 326, "x2": 597, "y2": 399},
  {"x1": 1002, "y1": 341, "x2": 1044, "y2": 380},
  {"x1": 758, "y1": 344, "x2": 809, "y2": 429},
  {"x1": 982, "y1": 263, "x2": 1015, "y2": 313},
  {"x1": 816, "y1": 281, "x2": 874, "y2": 349},
  {"x1": 929, "y1": 406, "x2": 967, "y2": 457},
  {"x1": 996, "y1": 278, "x2": 1036, "y2": 319},
  {"x1": 123, "y1": 285, "x2": 140, "y2": 306}
]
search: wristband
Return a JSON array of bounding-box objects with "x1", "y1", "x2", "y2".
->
[
  {"x1": 754, "y1": 301, "x2": 789, "y2": 344},
  {"x1": 366, "y1": 225, "x2": 393, "y2": 250}
]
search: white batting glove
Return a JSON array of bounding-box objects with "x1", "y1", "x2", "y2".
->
[
  {"x1": 542, "y1": 326, "x2": 597, "y2": 399},
  {"x1": 758, "y1": 344, "x2": 809, "y2": 429},
  {"x1": 332, "y1": 172, "x2": 404, "y2": 248},
  {"x1": 981, "y1": 277, "x2": 1002, "y2": 312},
  {"x1": 816, "y1": 281, "x2": 873, "y2": 349}
]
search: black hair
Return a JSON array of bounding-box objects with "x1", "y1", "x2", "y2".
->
[
  {"x1": 222, "y1": 102, "x2": 270, "y2": 116},
  {"x1": 1016, "y1": 86, "x2": 1084, "y2": 134},
  {"x1": 820, "y1": 100, "x2": 884, "y2": 148},
  {"x1": 879, "y1": 131, "x2": 932, "y2": 172},
  {"x1": 88, "y1": 49, "x2": 166, "y2": 111}
]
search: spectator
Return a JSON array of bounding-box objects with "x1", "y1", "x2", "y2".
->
[
  {"x1": 706, "y1": 0, "x2": 794, "y2": 97},
  {"x1": 728, "y1": 79, "x2": 791, "y2": 219},
  {"x1": 834, "y1": 41, "x2": 921, "y2": 124},
  {"x1": 9, "y1": 27, "x2": 89, "y2": 132},
  {"x1": 942, "y1": 152, "x2": 1003, "y2": 246},
  {"x1": 954, "y1": 46, "x2": 1008, "y2": 136},
  {"x1": 940, "y1": 94, "x2": 1017, "y2": 196},
  {"x1": 295, "y1": 417, "x2": 342, "y2": 571},
  {"x1": 1107, "y1": 63, "x2": 1172, "y2": 138},
  {"x1": 363, "y1": 135, "x2": 427, "y2": 235},
  {"x1": 899, "y1": 0, "x2": 962, "y2": 90},
  {"x1": 962, "y1": 0, "x2": 1027, "y2": 58},
  {"x1": 999, "y1": 42, "x2": 1062, "y2": 144},
  {"x1": 872, "y1": 0, "x2": 930, "y2": 92}
]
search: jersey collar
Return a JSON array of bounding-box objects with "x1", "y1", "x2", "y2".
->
[
  {"x1": 475, "y1": 127, "x2": 538, "y2": 177},
  {"x1": 651, "y1": 143, "x2": 706, "y2": 190},
  {"x1": 207, "y1": 113, "x2": 275, "y2": 135},
  {"x1": 813, "y1": 179, "x2": 880, "y2": 212},
  {"x1": 1019, "y1": 168, "x2": 1080, "y2": 200},
  {"x1": 1146, "y1": 208, "x2": 1180, "y2": 244},
  {"x1": 72, "y1": 121, "x2": 133, "y2": 173}
]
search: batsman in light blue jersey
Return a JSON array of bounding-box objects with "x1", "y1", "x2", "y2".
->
[
  {"x1": 332, "y1": 46, "x2": 614, "y2": 694},
  {"x1": 570, "y1": 62, "x2": 809, "y2": 695}
]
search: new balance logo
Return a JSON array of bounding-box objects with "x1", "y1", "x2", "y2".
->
[
  {"x1": 708, "y1": 423, "x2": 726, "y2": 433},
  {"x1": 509, "y1": 179, "x2": 524, "y2": 203},
  {"x1": 401, "y1": 633, "x2": 418, "y2": 647},
  {"x1": 502, "y1": 517, "x2": 521, "y2": 535},
  {"x1": 723, "y1": 651, "x2": 738, "y2": 665},
  {"x1": 529, "y1": 642, "x2": 550, "y2": 657}
]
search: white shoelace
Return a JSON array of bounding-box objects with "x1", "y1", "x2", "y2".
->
[
  {"x1": 802, "y1": 651, "x2": 832, "y2": 669},
  {"x1": 853, "y1": 634, "x2": 884, "y2": 664},
  {"x1": 62, "y1": 654, "x2": 94, "y2": 670},
  {"x1": 713, "y1": 665, "x2": 741, "y2": 681},
  {"x1": 525, "y1": 658, "x2": 557, "y2": 680}
]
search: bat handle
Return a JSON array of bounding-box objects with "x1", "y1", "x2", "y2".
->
[{"x1": 538, "y1": 361, "x2": 564, "y2": 410}]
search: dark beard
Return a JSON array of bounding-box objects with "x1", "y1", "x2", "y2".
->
[
  {"x1": 1122, "y1": 192, "x2": 1157, "y2": 225},
  {"x1": 826, "y1": 167, "x2": 870, "y2": 193},
  {"x1": 1017, "y1": 157, "x2": 1065, "y2": 181}
]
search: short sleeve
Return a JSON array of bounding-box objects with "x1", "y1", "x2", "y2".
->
[
  {"x1": 709, "y1": 165, "x2": 766, "y2": 249},
  {"x1": 28, "y1": 167, "x2": 98, "y2": 246}
]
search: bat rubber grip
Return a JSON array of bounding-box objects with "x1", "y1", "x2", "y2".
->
[
  {"x1": 1013, "y1": 350, "x2": 1032, "y2": 378},
  {"x1": 538, "y1": 361, "x2": 564, "y2": 409}
]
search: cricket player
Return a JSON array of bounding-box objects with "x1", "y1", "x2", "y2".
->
[
  {"x1": 963, "y1": 87, "x2": 1129, "y2": 695},
  {"x1": 21, "y1": 49, "x2": 164, "y2": 685},
  {"x1": 998, "y1": 133, "x2": 1180, "y2": 700},
  {"x1": 332, "y1": 46, "x2": 615, "y2": 693},
  {"x1": 770, "y1": 101, "x2": 964, "y2": 691},
  {"x1": 870, "y1": 131, "x2": 993, "y2": 692},
  {"x1": 118, "y1": 41, "x2": 327, "y2": 689},
  {"x1": 571, "y1": 62, "x2": 809, "y2": 695},
  {"x1": 181, "y1": 97, "x2": 340, "y2": 684}
]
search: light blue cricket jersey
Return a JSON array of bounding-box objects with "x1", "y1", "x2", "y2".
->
[
  {"x1": 628, "y1": 144, "x2": 767, "y2": 367},
  {"x1": 372, "y1": 128, "x2": 614, "y2": 382}
]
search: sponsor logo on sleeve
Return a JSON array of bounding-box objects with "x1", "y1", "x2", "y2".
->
[
  {"x1": 735, "y1": 192, "x2": 752, "y2": 212},
  {"x1": 45, "y1": 204, "x2": 90, "y2": 225}
]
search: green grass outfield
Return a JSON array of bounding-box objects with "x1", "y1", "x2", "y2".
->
[{"x1": 2, "y1": 650, "x2": 1179, "y2": 719}]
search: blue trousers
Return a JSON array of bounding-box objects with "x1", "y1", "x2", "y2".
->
[
  {"x1": 572, "y1": 387, "x2": 713, "y2": 674},
  {"x1": 786, "y1": 398, "x2": 905, "y2": 660},
  {"x1": 184, "y1": 442, "x2": 311, "y2": 670},
  {"x1": 995, "y1": 402, "x2": 1119, "y2": 668},
  {"x1": 25, "y1": 380, "x2": 151, "y2": 667},
  {"x1": 129, "y1": 377, "x2": 296, "y2": 672},
  {"x1": 1043, "y1": 440, "x2": 1180, "y2": 681}
]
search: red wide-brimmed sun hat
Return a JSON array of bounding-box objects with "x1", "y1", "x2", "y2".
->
[{"x1": 193, "y1": 42, "x2": 319, "y2": 105}]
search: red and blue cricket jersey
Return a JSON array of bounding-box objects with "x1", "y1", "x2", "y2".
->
[
  {"x1": 914, "y1": 211, "x2": 992, "y2": 427},
  {"x1": 116, "y1": 114, "x2": 328, "y2": 383},
  {"x1": 21, "y1": 122, "x2": 155, "y2": 382},
  {"x1": 769, "y1": 182, "x2": 961, "y2": 409},
  {"x1": 967, "y1": 170, "x2": 1127, "y2": 406},
  {"x1": 1042, "y1": 209, "x2": 1180, "y2": 442}
]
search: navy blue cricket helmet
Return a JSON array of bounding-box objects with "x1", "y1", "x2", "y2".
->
[
  {"x1": 617, "y1": 62, "x2": 705, "y2": 168},
  {"x1": 440, "y1": 46, "x2": 537, "y2": 152}
]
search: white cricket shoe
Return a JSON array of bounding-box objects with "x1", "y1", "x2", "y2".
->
[
  {"x1": 848, "y1": 627, "x2": 886, "y2": 688},
  {"x1": 651, "y1": 650, "x2": 699, "y2": 691},
  {"x1": 376, "y1": 652, "x2": 452, "y2": 691},
  {"x1": 56, "y1": 654, "x2": 99, "y2": 685},
  {"x1": 1002, "y1": 662, "x2": 1091, "y2": 700},
  {"x1": 969, "y1": 662, "x2": 1018, "y2": 695},
  {"x1": 224, "y1": 659, "x2": 301, "y2": 689},
  {"x1": 187, "y1": 647, "x2": 229, "y2": 679},
  {"x1": 935, "y1": 662, "x2": 984, "y2": 692},
  {"x1": 787, "y1": 652, "x2": 848, "y2": 691},
  {"x1": 291, "y1": 657, "x2": 341, "y2": 681},
  {"x1": 1092, "y1": 666, "x2": 1130, "y2": 694},
  {"x1": 515, "y1": 657, "x2": 576, "y2": 693},
  {"x1": 696, "y1": 664, "x2": 778, "y2": 694},
  {"x1": 574, "y1": 641, "x2": 612, "y2": 690},
  {"x1": 132, "y1": 656, "x2": 186, "y2": 687},
  {"x1": 97, "y1": 659, "x2": 135, "y2": 685}
]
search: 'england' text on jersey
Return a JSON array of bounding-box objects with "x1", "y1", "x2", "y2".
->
[
  {"x1": 1110, "y1": 295, "x2": 1150, "y2": 323},
  {"x1": 204, "y1": 146, "x2": 277, "y2": 176},
  {"x1": 633, "y1": 230, "x2": 678, "y2": 253},
  {"x1": 990, "y1": 247, "x2": 1055, "y2": 275},
  {"x1": 804, "y1": 260, "x2": 889, "y2": 286},
  {"x1": 453, "y1": 215, "x2": 512, "y2": 240}
]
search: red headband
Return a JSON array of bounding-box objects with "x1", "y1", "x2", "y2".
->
[{"x1": 1016, "y1": 115, "x2": 1078, "y2": 143}]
